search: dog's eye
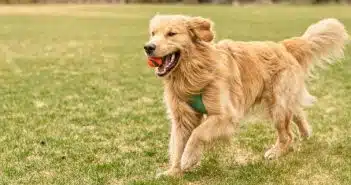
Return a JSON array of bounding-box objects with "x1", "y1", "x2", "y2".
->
[
  {"x1": 167, "y1": 32, "x2": 177, "y2": 37},
  {"x1": 151, "y1": 31, "x2": 155, "y2": 36}
]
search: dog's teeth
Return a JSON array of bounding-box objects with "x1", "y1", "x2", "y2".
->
[{"x1": 171, "y1": 53, "x2": 175, "y2": 62}]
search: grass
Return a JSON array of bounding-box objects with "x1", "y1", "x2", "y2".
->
[{"x1": 0, "y1": 4, "x2": 350, "y2": 185}]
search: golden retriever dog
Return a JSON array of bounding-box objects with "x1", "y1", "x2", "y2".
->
[{"x1": 143, "y1": 15, "x2": 349, "y2": 177}]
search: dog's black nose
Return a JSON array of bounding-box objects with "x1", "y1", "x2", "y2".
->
[{"x1": 144, "y1": 43, "x2": 156, "y2": 55}]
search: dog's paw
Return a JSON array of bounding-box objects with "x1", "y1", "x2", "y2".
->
[
  {"x1": 156, "y1": 168, "x2": 182, "y2": 179},
  {"x1": 264, "y1": 142, "x2": 292, "y2": 160},
  {"x1": 181, "y1": 156, "x2": 199, "y2": 171},
  {"x1": 302, "y1": 125, "x2": 312, "y2": 139},
  {"x1": 264, "y1": 145, "x2": 282, "y2": 160},
  {"x1": 181, "y1": 147, "x2": 202, "y2": 171}
]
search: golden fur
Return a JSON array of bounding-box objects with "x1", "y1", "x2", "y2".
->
[{"x1": 146, "y1": 15, "x2": 349, "y2": 177}]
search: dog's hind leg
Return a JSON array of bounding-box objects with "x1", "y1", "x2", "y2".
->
[
  {"x1": 264, "y1": 109, "x2": 294, "y2": 160},
  {"x1": 181, "y1": 115, "x2": 235, "y2": 171},
  {"x1": 263, "y1": 68, "x2": 307, "y2": 159},
  {"x1": 292, "y1": 87, "x2": 314, "y2": 139},
  {"x1": 293, "y1": 108, "x2": 312, "y2": 139}
]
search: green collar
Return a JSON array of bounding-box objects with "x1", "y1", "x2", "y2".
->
[{"x1": 188, "y1": 93, "x2": 207, "y2": 114}]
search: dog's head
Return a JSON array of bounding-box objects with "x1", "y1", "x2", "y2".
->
[{"x1": 144, "y1": 15, "x2": 214, "y2": 77}]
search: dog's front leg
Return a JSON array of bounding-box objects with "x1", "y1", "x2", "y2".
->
[
  {"x1": 181, "y1": 114, "x2": 235, "y2": 171},
  {"x1": 160, "y1": 123, "x2": 191, "y2": 177},
  {"x1": 157, "y1": 103, "x2": 201, "y2": 178}
]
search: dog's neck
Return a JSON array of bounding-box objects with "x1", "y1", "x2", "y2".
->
[{"x1": 164, "y1": 42, "x2": 216, "y2": 100}]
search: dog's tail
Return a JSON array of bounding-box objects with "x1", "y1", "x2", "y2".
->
[{"x1": 282, "y1": 18, "x2": 349, "y2": 73}]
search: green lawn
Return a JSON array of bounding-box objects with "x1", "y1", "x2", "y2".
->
[{"x1": 0, "y1": 4, "x2": 350, "y2": 185}]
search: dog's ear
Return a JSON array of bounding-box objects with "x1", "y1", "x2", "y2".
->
[{"x1": 187, "y1": 17, "x2": 214, "y2": 42}]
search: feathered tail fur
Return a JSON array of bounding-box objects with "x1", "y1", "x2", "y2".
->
[{"x1": 282, "y1": 18, "x2": 349, "y2": 73}]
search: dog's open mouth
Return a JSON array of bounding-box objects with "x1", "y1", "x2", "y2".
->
[{"x1": 154, "y1": 51, "x2": 180, "y2": 77}]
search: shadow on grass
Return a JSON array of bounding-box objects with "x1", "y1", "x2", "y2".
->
[
  {"x1": 128, "y1": 136, "x2": 346, "y2": 185},
  {"x1": 183, "y1": 157, "x2": 286, "y2": 185}
]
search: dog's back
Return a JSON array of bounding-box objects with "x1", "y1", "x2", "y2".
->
[{"x1": 216, "y1": 18, "x2": 349, "y2": 112}]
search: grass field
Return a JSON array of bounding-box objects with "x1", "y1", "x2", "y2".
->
[{"x1": 0, "y1": 4, "x2": 350, "y2": 185}]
